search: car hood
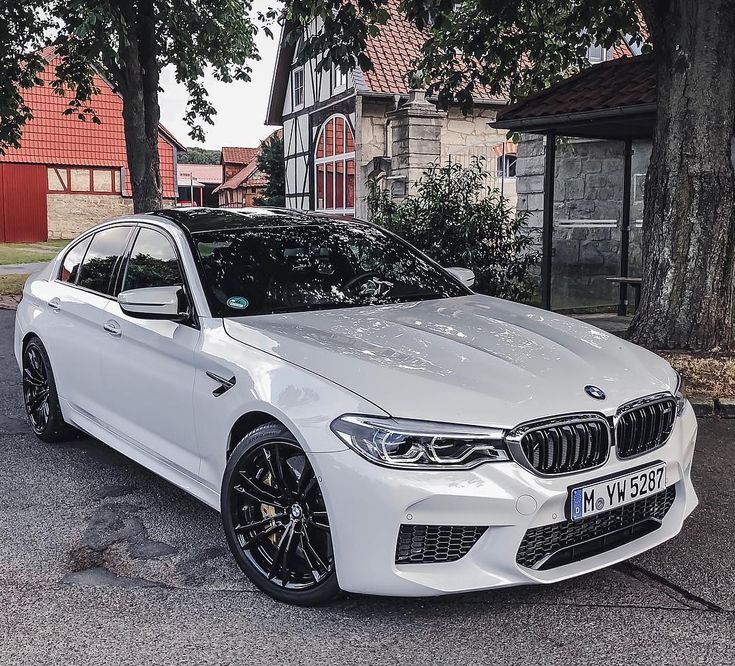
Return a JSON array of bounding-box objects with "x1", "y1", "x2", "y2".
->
[{"x1": 223, "y1": 295, "x2": 676, "y2": 429}]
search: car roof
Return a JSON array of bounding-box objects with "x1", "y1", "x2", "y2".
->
[{"x1": 151, "y1": 207, "x2": 360, "y2": 234}]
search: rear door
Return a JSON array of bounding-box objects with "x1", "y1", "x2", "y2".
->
[
  {"x1": 40, "y1": 225, "x2": 134, "y2": 418},
  {"x1": 100, "y1": 226, "x2": 201, "y2": 475}
]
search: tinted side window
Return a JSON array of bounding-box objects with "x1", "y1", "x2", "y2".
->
[
  {"x1": 123, "y1": 228, "x2": 183, "y2": 291},
  {"x1": 76, "y1": 227, "x2": 132, "y2": 295},
  {"x1": 59, "y1": 237, "x2": 91, "y2": 283}
]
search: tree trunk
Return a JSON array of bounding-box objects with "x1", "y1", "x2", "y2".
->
[
  {"x1": 629, "y1": 0, "x2": 735, "y2": 351},
  {"x1": 117, "y1": 0, "x2": 162, "y2": 213}
]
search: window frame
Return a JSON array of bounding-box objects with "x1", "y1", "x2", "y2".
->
[
  {"x1": 496, "y1": 153, "x2": 517, "y2": 179},
  {"x1": 55, "y1": 225, "x2": 136, "y2": 299},
  {"x1": 314, "y1": 114, "x2": 356, "y2": 215},
  {"x1": 120, "y1": 226, "x2": 185, "y2": 294},
  {"x1": 586, "y1": 44, "x2": 612, "y2": 64},
  {"x1": 333, "y1": 65, "x2": 347, "y2": 93},
  {"x1": 47, "y1": 166, "x2": 122, "y2": 195},
  {"x1": 116, "y1": 224, "x2": 199, "y2": 328},
  {"x1": 292, "y1": 66, "x2": 305, "y2": 110},
  {"x1": 57, "y1": 235, "x2": 93, "y2": 286}
]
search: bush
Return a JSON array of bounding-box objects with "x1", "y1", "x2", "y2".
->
[{"x1": 367, "y1": 158, "x2": 538, "y2": 302}]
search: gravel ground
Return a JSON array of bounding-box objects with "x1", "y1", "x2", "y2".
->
[{"x1": 0, "y1": 309, "x2": 733, "y2": 665}]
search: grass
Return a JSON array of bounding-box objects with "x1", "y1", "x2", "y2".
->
[
  {"x1": 0, "y1": 240, "x2": 70, "y2": 266},
  {"x1": 0, "y1": 273, "x2": 30, "y2": 296},
  {"x1": 659, "y1": 351, "x2": 735, "y2": 399}
]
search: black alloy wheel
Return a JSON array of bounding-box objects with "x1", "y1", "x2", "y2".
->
[
  {"x1": 22, "y1": 337, "x2": 77, "y2": 443},
  {"x1": 221, "y1": 421, "x2": 340, "y2": 605}
]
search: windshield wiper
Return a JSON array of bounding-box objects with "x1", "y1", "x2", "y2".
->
[
  {"x1": 261, "y1": 302, "x2": 363, "y2": 314},
  {"x1": 391, "y1": 293, "x2": 447, "y2": 303}
]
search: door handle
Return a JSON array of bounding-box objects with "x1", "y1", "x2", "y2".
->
[
  {"x1": 48, "y1": 297, "x2": 61, "y2": 312},
  {"x1": 103, "y1": 320, "x2": 122, "y2": 337}
]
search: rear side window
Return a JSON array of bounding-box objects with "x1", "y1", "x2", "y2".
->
[
  {"x1": 59, "y1": 237, "x2": 91, "y2": 283},
  {"x1": 122, "y1": 228, "x2": 183, "y2": 291},
  {"x1": 76, "y1": 227, "x2": 132, "y2": 295}
]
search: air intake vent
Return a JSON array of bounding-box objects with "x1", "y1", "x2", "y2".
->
[
  {"x1": 516, "y1": 485, "x2": 676, "y2": 570},
  {"x1": 395, "y1": 524, "x2": 487, "y2": 564},
  {"x1": 507, "y1": 415, "x2": 611, "y2": 475},
  {"x1": 616, "y1": 395, "x2": 677, "y2": 458}
]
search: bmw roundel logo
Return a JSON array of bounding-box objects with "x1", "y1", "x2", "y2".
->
[{"x1": 585, "y1": 385, "x2": 606, "y2": 400}]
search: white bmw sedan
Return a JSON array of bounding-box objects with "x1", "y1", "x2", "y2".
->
[{"x1": 15, "y1": 208, "x2": 698, "y2": 605}]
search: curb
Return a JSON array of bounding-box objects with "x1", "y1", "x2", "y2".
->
[
  {"x1": 0, "y1": 295, "x2": 20, "y2": 311},
  {"x1": 690, "y1": 397, "x2": 735, "y2": 418}
]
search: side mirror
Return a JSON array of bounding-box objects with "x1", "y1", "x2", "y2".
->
[
  {"x1": 118, "y1": 286, "x2": 190, "y2": 321},
  {"x1": 446, "y1": 266, "x2": 475, "y2": 288}
]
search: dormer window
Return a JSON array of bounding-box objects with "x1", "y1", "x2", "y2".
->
[
  {"x1": 586, "y1": 44, "x2": 611, "y2": 64},
  {"x1": 292, "y1": 66, "x2": 305, "y2": 109},
  {"x1": 333, "y1": 65, "x2": 347, "y2": 92}
]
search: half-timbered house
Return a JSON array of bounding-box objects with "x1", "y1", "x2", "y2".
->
[{"x1": 265, "y1": 2, "x2": 516, "y2": 219}]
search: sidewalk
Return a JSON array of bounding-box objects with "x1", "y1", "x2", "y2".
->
[
  {"x1": 0, "y1": 262, "x2": 48, "y2": 276},
  {"x1": 574, "y1": 312, "x2": 633, "y2": 336}
]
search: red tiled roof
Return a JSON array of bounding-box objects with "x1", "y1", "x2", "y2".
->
[
  {"x1": 0, "y1": 50, "x2": 181, "y2": 198},
  {"x1": 497, "y1": 54, "x2": 656, "y2": 124},
  {"x1": 176, "y1": 163, "x2": 223, "y2": 185},
  {"x1": 221, "y1": 146, "x2": 259, "y2": 166},
  {"x1": 216, "y1": 161, "x2": 268, "y2": 191},
  {"x1": 217, "y1": 160, "x2": 259, "y2": 191},
  {"x1": 362, "y1": 0, "x2": 499, "y2": 101},
  {"x1": 217, "y1": 130, "x2": 282, "y2": 191},
  {"x1": 362, "y1": 1, "x2": 423, "y2": 95}
]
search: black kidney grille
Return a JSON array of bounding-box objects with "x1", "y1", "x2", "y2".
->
[
  {"x1": 518, "y1": 419, "x2": 610, "y2": 475},
  {"x1": 395, "y1": 524, "x2": 488, "y2": 564},
  {"x1": 516, "y1": 485, "x2": 676, "y2": 570},
  {"x1": 616, "y1": 397, "x2": 677, "y2": 458}
]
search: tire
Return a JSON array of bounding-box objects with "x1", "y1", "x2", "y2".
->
[
  {"x1": 22, "y1": 336, "x2": 78, "y2": 443},
  {"x1": 221, "y1": 421, "x2": 341, "y2": 605}
]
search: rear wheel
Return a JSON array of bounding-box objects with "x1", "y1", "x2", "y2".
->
[
  {"x1": 22, "y1": 337, "x2": 77, "y2": 443},
  {"x1": 221, "y1": 422, "x2": 340, "y2": 605}
]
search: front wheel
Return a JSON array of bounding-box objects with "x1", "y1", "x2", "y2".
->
[{"x1": 221, "y1": 422, "x2": 340, "y2": 605}]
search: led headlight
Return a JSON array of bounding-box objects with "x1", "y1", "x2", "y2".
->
[
  {"x1": 674, "y1": 371, "x2": 687, "y2": 416},
  {"x1": 330, "y1": 415, "x2": 509, "y2": 469}
]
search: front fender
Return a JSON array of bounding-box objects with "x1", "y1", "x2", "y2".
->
[{"x1": 193, "y1": 318, "x2": 388, "y2": 495}]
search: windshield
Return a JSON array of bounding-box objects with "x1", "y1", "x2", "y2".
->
[{"x1": 192, "y1": 222, "x2": 469, "y2": 317}]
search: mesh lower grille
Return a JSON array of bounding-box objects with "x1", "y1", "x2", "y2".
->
[
  {"x1": 616, "y1": 397, "x2": 677, "y2": 458},
  {"x1": 395, "y1": 524, "x2": 487, "y2": 564},
  {"x1": 516, "y1": 485, "x2": 676, "y2": 570}
]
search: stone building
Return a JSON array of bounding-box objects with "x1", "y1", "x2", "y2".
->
[
  {"x1": 265, "y1": 1, "x2": 517, "y2": 219},
  {"x1": 0, "y1": 47, "x2": 182, "y2": 241}
]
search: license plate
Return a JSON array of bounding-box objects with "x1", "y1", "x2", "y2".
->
[{"x1": 570, "y1": 462, "x2": 667, "y2": 521}]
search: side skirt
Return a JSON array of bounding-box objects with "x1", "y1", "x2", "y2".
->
[{"x1": 62, "y1": 398, "x2": 221, "y2": 511}]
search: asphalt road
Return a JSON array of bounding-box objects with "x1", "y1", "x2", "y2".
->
[{"x1": 0, "y1": 308, "x2": 733, "y2": 665}]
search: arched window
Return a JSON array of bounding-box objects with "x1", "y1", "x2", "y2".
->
[{"x1": 315, "y1": 114, "x2": 355, "y2": 213}]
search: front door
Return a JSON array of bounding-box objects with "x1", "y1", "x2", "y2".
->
[
  {"x1": 99, "y1": 226, "x2": 201, "y2": 476},
  {"x1": 41, "y1": 226, "x2": 134, "y2": 419}
]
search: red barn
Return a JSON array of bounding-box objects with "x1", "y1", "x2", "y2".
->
[{"x1": 0, "y1": 48, "x2": 184, "y2": 242}]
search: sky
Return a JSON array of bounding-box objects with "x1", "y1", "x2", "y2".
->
[{"x1": 158, "y1": 1, "x2": 281, "y2": 151}]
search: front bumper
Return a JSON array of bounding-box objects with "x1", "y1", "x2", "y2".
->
[{"x1": 311, "y1": 404, "x2": 698, "y2": 596}]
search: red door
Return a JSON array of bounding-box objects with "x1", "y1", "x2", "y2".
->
[{"x1": 0, "y1": 163, "x2": 48, "y2": 242}]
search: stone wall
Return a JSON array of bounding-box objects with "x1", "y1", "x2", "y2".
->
[
  {"x1": 515, "y1": 135, "x2": 652, "y2": 310},
  {"x1": 440, "y1": 108, "x2": 518, "y2": 206},
  {"x1": 356, "y1": 98, "x2": 517, "y2": 219},
  {"x1": 47, "y1": 194, "x2": 176, "y2": 238}
]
